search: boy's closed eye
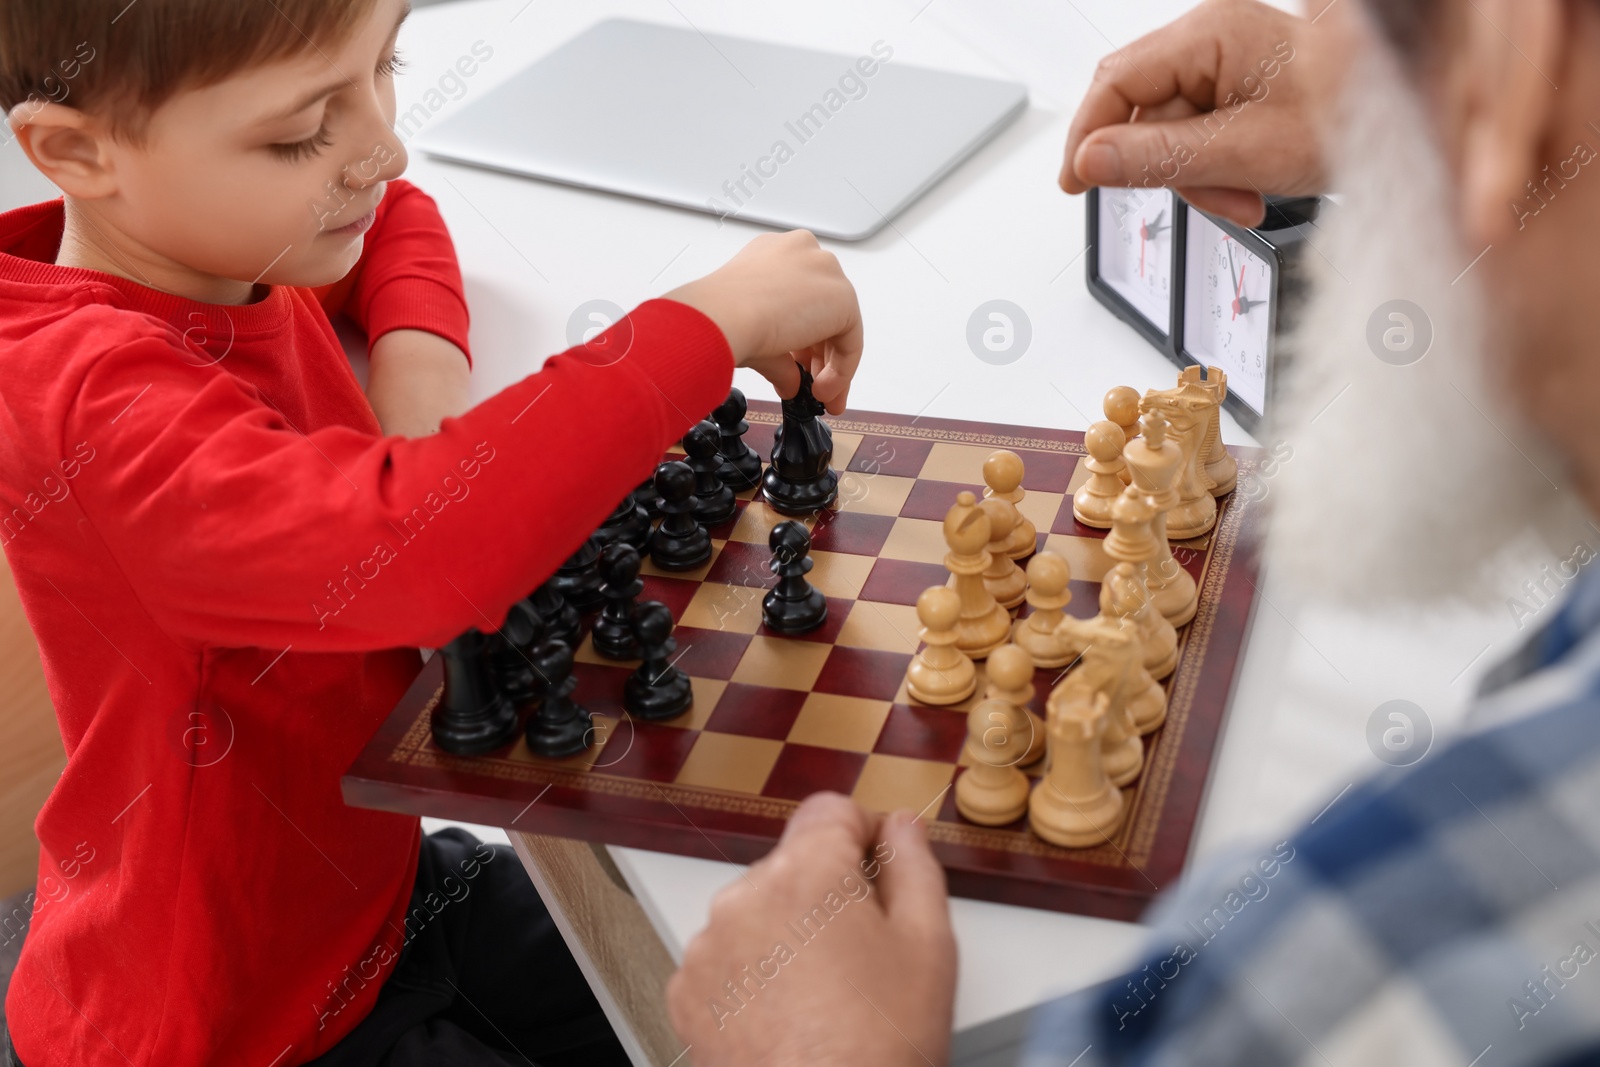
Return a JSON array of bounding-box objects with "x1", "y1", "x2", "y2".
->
[{"x1": 267, "y1": 47, "x2": 408, "y2": 163}]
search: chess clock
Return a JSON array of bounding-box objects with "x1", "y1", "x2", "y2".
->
[
  {"x1": 1086, "y1": 187, "x2": 1180, "y2": 352},
  {"x1": 1086, "y1": 190, "x2": 1318, "y2": 432}
]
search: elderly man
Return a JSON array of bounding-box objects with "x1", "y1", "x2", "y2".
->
[{"x1": 666, "y1": 0, "x2": 1600, "y2": 1063}]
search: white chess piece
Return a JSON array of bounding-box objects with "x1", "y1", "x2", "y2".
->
[
  {"x1": 956, "y1": 696, "x2": 1031, "y2": 826},
  {"x1": 1123, "y1": 410, "x2": 1199, "y2": 627},
  {"x1": 906, "y1": 586, "x2": 977, "y2": 705},
  {"x1": 1104, "y1": 386, "x2": 1141, "y2": 487},
  {"x1": 1012, "y1": 552, "x2": 1074, "y2": 669},
  {"x1": 1072, "y1": 421, "x2": 1127, "y2": 529},
  {"x1": 1030, "y1": 689, "x2": 1125, "y2": 848},
  {"x1": 980, "y1": 498, "x2": 1028, "y2": 610},
  {"x1": 983, "y1": 450, "x2": 1038, "y2": 561},
  {"x1": 944, "y1": 492, "x2": 1011, "y2": 659},
  {"x1": 985, "y1": 643, "x2": 1045, "y2": 768}
]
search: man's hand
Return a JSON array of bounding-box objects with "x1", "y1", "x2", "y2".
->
[
  {"x1": 366, "y1": 328, "x2": 471, "y2": 437},
  {"x1": 667, "y1": 794, "x2": 957, "y2": 1066},
  {"x1": 666, "y1": 230, "x2": 863, "y2": 415},
  {"x1": 1060, "y1": 0, "x2": 1328, "y2": 227}
]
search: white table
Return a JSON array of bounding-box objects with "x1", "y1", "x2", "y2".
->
[
  {"x1": 381, "y1": 0, "x2": 1519, "y2": 1037},
  {"x1": 0, "y1": 1, "x2": 1523, "y2": 1060}
]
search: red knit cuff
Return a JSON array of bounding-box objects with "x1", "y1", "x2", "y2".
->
[{"x1": 364, "y1": 277, "x2": 473, "y2": 368}]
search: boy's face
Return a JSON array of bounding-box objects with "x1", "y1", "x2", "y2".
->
[{"x1": 24, "y1": 0, "x2": 412, "y2": 295}]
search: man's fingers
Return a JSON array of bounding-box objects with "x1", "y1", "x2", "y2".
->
[
  {"x1": 1075, "y1": 100, "x2": 1317, "y2": 198},
  {"x1": 1073, "y1": 116, "x2": 1223, "y2": 189},
  {"x1": 1175, "y1": 186, "x2": 1267, "y2": 227},
  {"x1": 775, "y1": 791, "x2": 875, "y2": 859},
  {"x1": 1061, "y1": 83, "x2": 1136, "y2": 193},
  {"x1": 1059, "y1": 15, "x2": 1221, "y2": 193},
  {"x1": 873, "y1": 810, "x2": 952, "y2": 937}
]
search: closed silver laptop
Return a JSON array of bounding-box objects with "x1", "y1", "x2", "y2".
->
[{"x1": 413, "y1": 19, "x2": 1028, "y2": 240}]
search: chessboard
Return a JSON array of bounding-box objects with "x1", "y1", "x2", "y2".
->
[{"x1": 343, "y1": 400, "x2": 1264, "y2": 920}]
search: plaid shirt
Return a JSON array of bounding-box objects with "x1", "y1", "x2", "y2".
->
[{"x1": 1025, "y1": 572, "x2": 1600, "y2": 1067}]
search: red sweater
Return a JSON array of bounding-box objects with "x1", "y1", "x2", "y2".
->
[{"x1": 0, "y1": 180, "x2": 733, "y2": 1066}]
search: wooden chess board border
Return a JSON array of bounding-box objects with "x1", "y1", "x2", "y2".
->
[{"x1": 344, "y1": 404, "x2": 1263, "y2": 920}]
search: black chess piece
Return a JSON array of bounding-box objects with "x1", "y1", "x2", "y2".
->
[
  {"x1": 648, "y1": 460, "x2": 711, "y2": 571},
  {"x1": 528, "y1": 581, "x2": 581, "y2": 650},
  {"x1": 761, "y1": 366, "x2": 838, "y2": 516},
  {"x1": 682, "y1": 420, "x2": 737, "y2": 527},
  {"x1": 595, "y1": 489, "x2": 652, "y2": 553},
  {"x1": 488, "y1": 598, "x2": 548, "y2": 707},
  {"x1": 712, "y1": 387, "x2": 763, "y2": 492},
  {"x1": 432, "y1": 628, "x2": 520, "y2": 755},
  {"x1": 592, "y1": 542, "x2": 643, "y2": 660},
  {"x1": 550, "y1": 534, "x2": 605, "y2": 612},
  {"x1": 631, "y1": 476, "x2": 662, "y2": 521},
  {"x1": 762, "y1": 521, "x2": 829, "y2": 635},
  {"x1": 623, "y1": 601, "x2": 694, "y2": 721},
  {"x1": 524, "y1": 639, "x2": 594, "y2": 759}
]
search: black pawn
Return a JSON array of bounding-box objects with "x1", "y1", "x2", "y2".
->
[
  {"x1": 592, "y1": 542, "x2": 643, "y2": 661},
  {"x1": 761, "y1": 366, "x2": 838, "y2": 516},
  {"x1": 432, "y1": 628, "x2": 520, "y2": 755},
  {"x1": 632, "y1": 476, "x2": 662, "y2": 521},
  {"x1": 528, "y1": 581, "x2": 581, "y2": 651},
  {"x1": 525, "y1": 639, "x2": 593, "y2": 759},
  {"x1": 623, "y1": 601, "x2": 693, "y2": 721},
  {"x1": 488, "y1": 598, "x2": 547, "y2": 708},
  {"x1": 762, "y1": 521, "x2": 829, "y2": 635},
  {"x1": 648, "y1": 460, "x2": 712, "y2": 571},
  {"x1": 596, "y1": 490, "x2": 652, "y2": 553},
  {"x1": 682, "y1": 420, "x2": 737, "y2": 527},
  {"x1": 712, "y1": 387, "x2": 763, "y2": 492},
  {"x1": 550, "y1": 535, "x2": 605, "y2": 612}
]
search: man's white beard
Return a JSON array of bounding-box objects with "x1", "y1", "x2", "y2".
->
[{"x1": 1263, "y1": 43, "x2": 1590, "y2": 610}]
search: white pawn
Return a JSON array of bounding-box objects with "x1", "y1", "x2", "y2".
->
[
  {"x1": 979, "y1": 498, "x2": 1028, "y2": 610},
  {"x1": 983, "y1": 450, "x2": 1038, "y2": 561},
  {"x1": 985, "y1": 643, "x2": 1045, "y2": 768},
  {"x1": 906, "y1": 586, "x2": 976, "y2": 705},
  {"x1": 956, "y1": 697, "x2": 1031, "y2": 826},
  {"x1": 1012, "y1": 552, "x2": 1074, "y2": 669},
  {"x1": 1072, "y1": 421, "x2": 1127, "y2": 529},
  {"x1": 1104, "y1": 386, "x2": 1141, "y2": 486},
  {"x1": 1030, "y1": 689, "x2": 1125, "y2": 848}
]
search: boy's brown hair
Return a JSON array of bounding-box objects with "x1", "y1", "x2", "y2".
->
[{"x1": 0, "y1": 0, "x2": 387, "y2": 145}]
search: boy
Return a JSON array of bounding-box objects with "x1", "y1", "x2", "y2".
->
[{"x1": 0, "y1": 1, "x2": 863, "y2": 1064}]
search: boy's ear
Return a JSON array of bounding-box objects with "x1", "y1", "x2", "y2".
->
[{"x1": 10, "y1": 100, "x2": 117, "y2": 199}]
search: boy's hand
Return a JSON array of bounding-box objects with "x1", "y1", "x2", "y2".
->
[
  {"x1": 366, "y1": 329, "x2": 472, "y2": 437},
  {"x1": 666, "y1": 230, "x2": 863, "y2": 415},
  {"x1": 1059, "y1": 0, "x2": 1326, "y2": 228},
  {"x1": 666, "y1": 794, "x2": 958, "y2": 1066}
]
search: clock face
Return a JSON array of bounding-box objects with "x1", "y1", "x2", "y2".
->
[
  {"x1": 1182, "y1": 206, "x2": 1272, "y2": 416},
  {"x1": 1096, "y1": 188, "x2": 1175, "y2": 335}
]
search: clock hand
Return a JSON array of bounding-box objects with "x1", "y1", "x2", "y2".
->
[
  {"x1": 1230, "y1": 263, "x2": 1247, "y2": 320},
  {"x1": 1143, "y1": 209, "x2": 1168, "y2": 237},
  {"x1": 1225, "y1": 239, "x2": 1239, "y2": 293}
]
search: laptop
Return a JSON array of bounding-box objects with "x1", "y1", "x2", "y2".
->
[{"x1": 412, "y1": 19, "x2": 1028, "y2": 240}]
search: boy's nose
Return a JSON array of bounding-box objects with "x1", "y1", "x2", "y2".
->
[{"x1": 342, "y1": 133, "x2": 408, "y2": 191}]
